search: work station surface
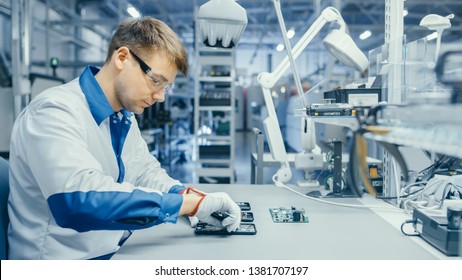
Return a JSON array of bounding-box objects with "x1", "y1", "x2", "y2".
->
[{"x1": 113, "y1": 184, "x2": 459, "y2": 260}]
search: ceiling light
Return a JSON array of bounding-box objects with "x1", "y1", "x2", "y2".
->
[
  {"x1": 196, "y1": 0, "x2": 248, "y2": 48},
  {"x1": 403, "y1": 9, "x2": 408, "y2": 17},
  {"x1": 127, "y1": 4, "x2": 141, "y2": 18},
  {"x1": 276, "y1": 43, "x2": 285, "y2": 52},
  {"x1": 359, "y1": 30, "x2": 371, "y2": 40},
  {"x1": 287, "y1": 28, "x2": 295, "y2": 39}
]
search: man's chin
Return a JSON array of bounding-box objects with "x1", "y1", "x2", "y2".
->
[{"x1": 128, "y1": 106, "x2": 144, "y2": 115}]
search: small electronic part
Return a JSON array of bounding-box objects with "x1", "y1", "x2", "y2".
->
[
  {"x1": 195, "y1": 223, "x2": 257, "y2": 235},
  {"x1": 369, "y1": 164, "x2": 379, "y2": 178},
  {"x1": 241, "y1": 212, "x2": 254, "y2": 222},
  {"x1": 307, "y1": 103, "x2": 355, "y2": 117},
  {"x1": 269, "y1": 207, "x2": 309, "y2": 223},
  {"x1": 368, "y1": 164, "x2": 383, "y2": 194},
  {"x1": 211, "y1": 211, "x2": 229, "y2": 221},
  {"x1": 371, "y1": 177, "x2": 383, "y2": 193},
  {"x1": 237, "y1": 202, "x2": 251, "y2": 211},
  {"x1": 211, "y1": 211, "x2": 254, "y2": 222}
]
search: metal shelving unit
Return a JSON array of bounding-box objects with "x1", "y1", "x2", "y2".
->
[{"x1": 193, "y1": 45, "x2": 236, "y2": 184}]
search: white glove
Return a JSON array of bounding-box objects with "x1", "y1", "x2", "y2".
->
[
  {"x1": 188, "y1": 216, "x2": 199, "y2": 228},
  {"x1": 194, "y1": 192, "x2": 241, "y2": 232}
]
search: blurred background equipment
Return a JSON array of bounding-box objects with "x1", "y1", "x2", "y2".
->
[{"x1": 257, "y1": 3, "x2": 368, "y2": 192}]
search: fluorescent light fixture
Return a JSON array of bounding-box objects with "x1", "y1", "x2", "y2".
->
[
  {"x1": 196, "y1": 0, "x2": 248, "y2": 48},
  {"x1": 276, "y1": 43, "x2": 285, "y2": 52},
  {"x1": 359, "y1": 30, "x2": 371, "y2": 40},
  {"x1": 287, "y1": 27, "x2": 295, "y2": 39},
  {"x1": 127, "y1": 4, "x2": 141, "y2": 18}
]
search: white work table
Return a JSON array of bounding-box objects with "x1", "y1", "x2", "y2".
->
[{"x1": 113, "y1": 184, "x2": 458, "y2": 260}]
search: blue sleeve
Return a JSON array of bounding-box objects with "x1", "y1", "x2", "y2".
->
[
  {"x1": 48, "y1": 189, "x2": 183, "y2": 232},
  {"x1": 169, "y1": 184, "x2": 186, "y2": 194}
]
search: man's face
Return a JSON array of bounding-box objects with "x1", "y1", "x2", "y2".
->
[{"x1": 115, "y1": 51, "x2": 178, "y2": 114}]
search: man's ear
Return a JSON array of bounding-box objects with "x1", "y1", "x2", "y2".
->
[{"x1": 113, "y1": 47, "x2": 129, "y2": 70}]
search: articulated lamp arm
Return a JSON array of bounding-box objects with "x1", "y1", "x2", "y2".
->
[
  {"x1": 256, "y1": 7, "x2": 345, "y2": 184},
  {"x1": 257, "y1": 7, "x2": 344, "y2": 93}
]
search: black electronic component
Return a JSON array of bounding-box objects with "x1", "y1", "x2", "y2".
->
[
  {"x1": 332, "y1": 140, "x2": 343, "y2": 194},
  {"x1": 306, "y1": 103, "x2": 355, "y2": 117},
  {"x1": 211, "y1": 211, "x2": 229, "y2": 221},
  {"x1": 195, "y1": 223, "x2": 257, "y2": 235},
  {"x1": 241, "y1": 212, "x2": 254, "y2": 222},
  {"x1": 321, "y1": 140, "x2": 357, "y2": 198},
  {"x1": 412, "y1": 208, "x2": 461, "y2": 256},
  {"x1": 211, "y1": 211, "x2": 254, "y2": 222},
  {"x1": 269, "y1": 207, "x2": 309, "y2": 223},
  {"x1": 237, "y1": 202, "x2": 251, "y2": 211},
  {"x1": 292, "y1": 211, "x2": 301, "y2": 222}
]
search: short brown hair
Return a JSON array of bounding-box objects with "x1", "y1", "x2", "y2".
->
[{"x1": 106, "y1": 17, "x2": 188, "y2": 76}]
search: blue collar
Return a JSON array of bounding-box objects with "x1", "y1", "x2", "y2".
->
[{"x1": 79, "y1": 66, "x2": 133, "y2": 125}]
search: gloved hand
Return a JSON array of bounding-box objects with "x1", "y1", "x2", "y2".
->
[
  {"x1": 188, "y1": 216, "x2": 199, "y2": 228},
  {"x1": 194, "y1": 192, "x2": 241, "y2": 232}
]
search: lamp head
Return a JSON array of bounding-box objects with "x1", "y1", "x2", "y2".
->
[
  {"x1": 196, "y1": 0, "x2": 248, "y2": 49},
  {"x1": 323, "y1": 29, "x2": 369, "y2": 73},
  {"x1": 420, "y1": 14, "x2": 454, "y2": 32}
]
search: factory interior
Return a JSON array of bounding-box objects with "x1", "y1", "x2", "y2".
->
[{"x1": 0, "y1": 0, "x2": 462, "y2": 263}]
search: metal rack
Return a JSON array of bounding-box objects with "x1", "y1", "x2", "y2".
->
[{"x1": 193, "y1": 46, "x2": 236, "y2": 184}]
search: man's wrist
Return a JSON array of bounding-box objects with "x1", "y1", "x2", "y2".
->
[{"x1": 179, "y1": 194, "x2": 203, "y2": 216}]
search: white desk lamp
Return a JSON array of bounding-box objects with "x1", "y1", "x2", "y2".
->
[
  {"x1": 196, "y1": 0, "x2": 248, "y2": 49},
  {"x1": 257, "y1": 1, "x2": 368, "y2": 185},
  {"x1": 420, "y1": 14, "x2": 454, "y2": 63}
]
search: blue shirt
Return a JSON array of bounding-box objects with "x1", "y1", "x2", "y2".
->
[{"x1": 80, "y1": 66, "x2": 132, "y2": 183}]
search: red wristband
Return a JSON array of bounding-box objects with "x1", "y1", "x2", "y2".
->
[
  {"x1": 184, "y1": 187, "x2": 207, "y2": 217},
  {"x1": 188, "y1": 195, "x2": 206, "y2": 217},
  {"x1": 184, "y1": 186, "x2": 206, "y2": 196}
]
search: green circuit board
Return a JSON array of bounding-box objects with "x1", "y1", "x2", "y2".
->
[{"x1": 269, "y1": 206, "x2": 309, "y2": 223}]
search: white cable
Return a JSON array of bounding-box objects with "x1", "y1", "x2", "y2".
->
[
  {"x1": 391, "y1": 158, "x2": 402, "y2": 206},
  {"x1": 399, "y1": 180, "x2": 428, "y2": 197},
  {"x1": 438, "y1": 182, "x2": 454, "y2": 209},
  {"x1": 272, "y1": 175, "x2": 402, "y2": 211},
  {"x1": 401, "y1": 178, "x2": 454, "y2": 213},
  {"x1": 401, "y1": 178, "x2": 442, "y2": 205}
]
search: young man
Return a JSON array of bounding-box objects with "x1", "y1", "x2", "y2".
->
[{"x1": 7, "y1": 17, "x2": 240, "y2": 259}]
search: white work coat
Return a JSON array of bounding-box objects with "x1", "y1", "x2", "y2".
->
[{"x1": 7, "y1": 66, "x2": 185, "y2": 259}]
